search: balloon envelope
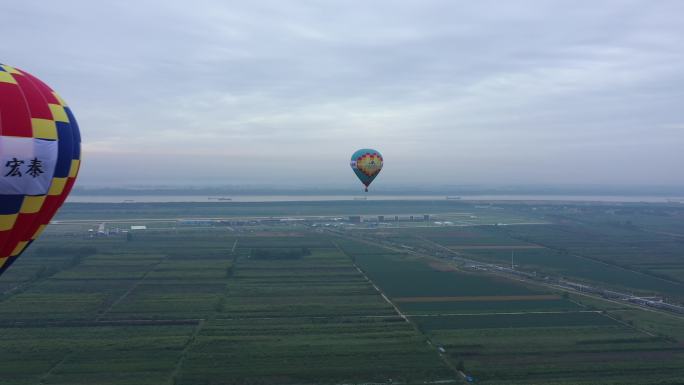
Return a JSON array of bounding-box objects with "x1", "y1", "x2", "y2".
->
[
  {"x1": 350, "y1": 148, "x2": 383, "y2": 191},
  {"x1": 0, "y1": 63, "x2": 81, "y2": 277}
]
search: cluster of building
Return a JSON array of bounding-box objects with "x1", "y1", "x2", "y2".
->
[
  {"x1": 88, "y1": 223, "x2": 148, "y2": 237},
  {"x1": 347, "y1": 214, "x2": 431, "y2": 223},
  {"x1": 86, "y1": 213, "x2": 447, "y2": 238}
]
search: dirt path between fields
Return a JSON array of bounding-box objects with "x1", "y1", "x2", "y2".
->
[{"x1": 394, "y1": 295, "x2": 562, "y2": 303}]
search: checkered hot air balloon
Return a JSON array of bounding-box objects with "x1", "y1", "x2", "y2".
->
[
  {"x1": 0, "y1": 64, "x2": 81, "y2": 277},
  {"x1": 350, "y1": 149, "x2": 383, "y2": 192}
]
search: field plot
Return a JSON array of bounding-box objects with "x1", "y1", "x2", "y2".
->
[
  {"x1": 530, "y1": 202, "x2": 684, "y2": 238},
  {"x1": 0, "y1": 245, "x2": 91, "y2": 294},
  {"x1": 337, "y1": 237, "x2": 684, "y2": 384},
  {"x1": 370, "y1": 226, "x2": 535, "y2": 250},
  {"x1": 337, "y1": 240, "x2": 538, "y2": 298},
  {"x1": 177, "y1": 317, "x2": 451, "y2": 385},
  {"x1": 172, "y1": 238, "x2": 452, "y2": 384},
  {"x1": 398, "y1": 298, "x2": 581, "y2": 315},
  {"x1": 652, "y1": 268, "x2": 684, "y2": 282},
  {"x1": 420, "y1": 227, "x2": 534, "y2": 247},
  {"x1": 371, "y1": 223, "x2": 684, "y2": 303},
  {"x1": 2, "y1": 201, "x2": 684, "y2": 385},
  {"x1": 0, "y1": 227, "x2": 452, "y2": 384},
  {"x1": 222, "y1": 244, "x2": 397, "y2": 319},
  {"x1": 0, "y1": 325, "x2": 196, "y2": 385},
  {"x1": 498, "y1": 224, "x2": 684, "y2": 301},
  {"x1": 429, "y1": 324, "x2": 684, "y2": 385},
  {"x1": 416, "y1": 311, "x2": 616, "y2": 330}
]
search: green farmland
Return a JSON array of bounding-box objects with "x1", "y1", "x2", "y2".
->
[
  {"x1": 1, "y1": 200, "x2": 684, "y2": 384},
  {"x1": 362, "y1": 217, "x2": 684, "y2": 302},
  {"x1": 0, "y1": 224, "x2": 450, "y2": 384},
  {"x1": 336, "y1": 218, "x2": 684, "y2": 385}
]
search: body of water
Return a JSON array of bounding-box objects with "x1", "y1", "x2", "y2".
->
[{"x1": 66, "y1": 194, "x2": 684, "y2": 203}]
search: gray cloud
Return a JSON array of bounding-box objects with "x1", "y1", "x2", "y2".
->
[{"x1": 2, "y1": 0, "x2": 683, "y2": 186}]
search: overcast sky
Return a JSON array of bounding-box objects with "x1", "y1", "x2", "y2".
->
[{"x1": 2, "y1": 0, "x2": 683, "y2": 187}]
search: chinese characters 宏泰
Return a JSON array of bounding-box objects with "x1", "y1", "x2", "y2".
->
[{"x1": 4, "y1": 157, "x2": 44, "y2": 178}]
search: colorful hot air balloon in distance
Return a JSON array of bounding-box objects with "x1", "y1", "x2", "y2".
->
[
  {"x1": 350, "y1": 148, "x2": 383, "y2": 192},
  {"x1": 0, "y1": 63, "x2": 81, "y2": 277}
]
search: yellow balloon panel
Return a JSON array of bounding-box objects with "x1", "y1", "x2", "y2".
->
[{"x1": 356, "y1": 154, "x2": 383, "y2": 177}]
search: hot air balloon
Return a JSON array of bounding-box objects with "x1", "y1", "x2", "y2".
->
[
  {"x1": 350, "y1": 149, "x2": 383, "y2": 192},
  {"x1": 0, "y1": 64, "x2": 81, "y2": 277}
]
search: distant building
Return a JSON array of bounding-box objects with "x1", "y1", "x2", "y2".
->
[
  {"x1": 424, "y1": 214, "x2": 430, "y2": 221},
  {"x1": 377, "y1": 215, "x2": 384, "y2": 222},
  {"x1": 394, "y1": 215, "x2": 399, "y2": 221},
  {"x1": 95, "y1": 223, "x2": 109, "y2": 236},
  {"x1": 260, "y1": 219, "x2": 281, "y2": 225},
  {"x1": 348, "y1": 216, "x2": 361, "y2": 223}
]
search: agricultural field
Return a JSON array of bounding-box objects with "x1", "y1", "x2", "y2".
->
[
  {"x1": 498, "y1": 223, "x2": 684, "y2": 301},
  {"x1": 337, "y1": 237, "x2": 684, "y2": 385},
  {"x1": 177, "y1": 242, "x2": 451, "y2": 384},
  {"x1": 0, "y1": 223, "x2": 451, "y2": 385},
  {"x1": 361, "y1": 220, "x2": 684, "y2": 303},
  {"x1": 1, "y1": 200, "x2": 684, "y2": 385}
]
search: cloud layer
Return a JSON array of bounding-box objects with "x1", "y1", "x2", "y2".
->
[{"x1": 3, "y1": 0, "x2": 683, "y2": 186}]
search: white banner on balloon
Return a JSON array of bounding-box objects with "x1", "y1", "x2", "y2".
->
[{"x1": 0, "y1": 136, "x2": 58, "y2": 195}]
